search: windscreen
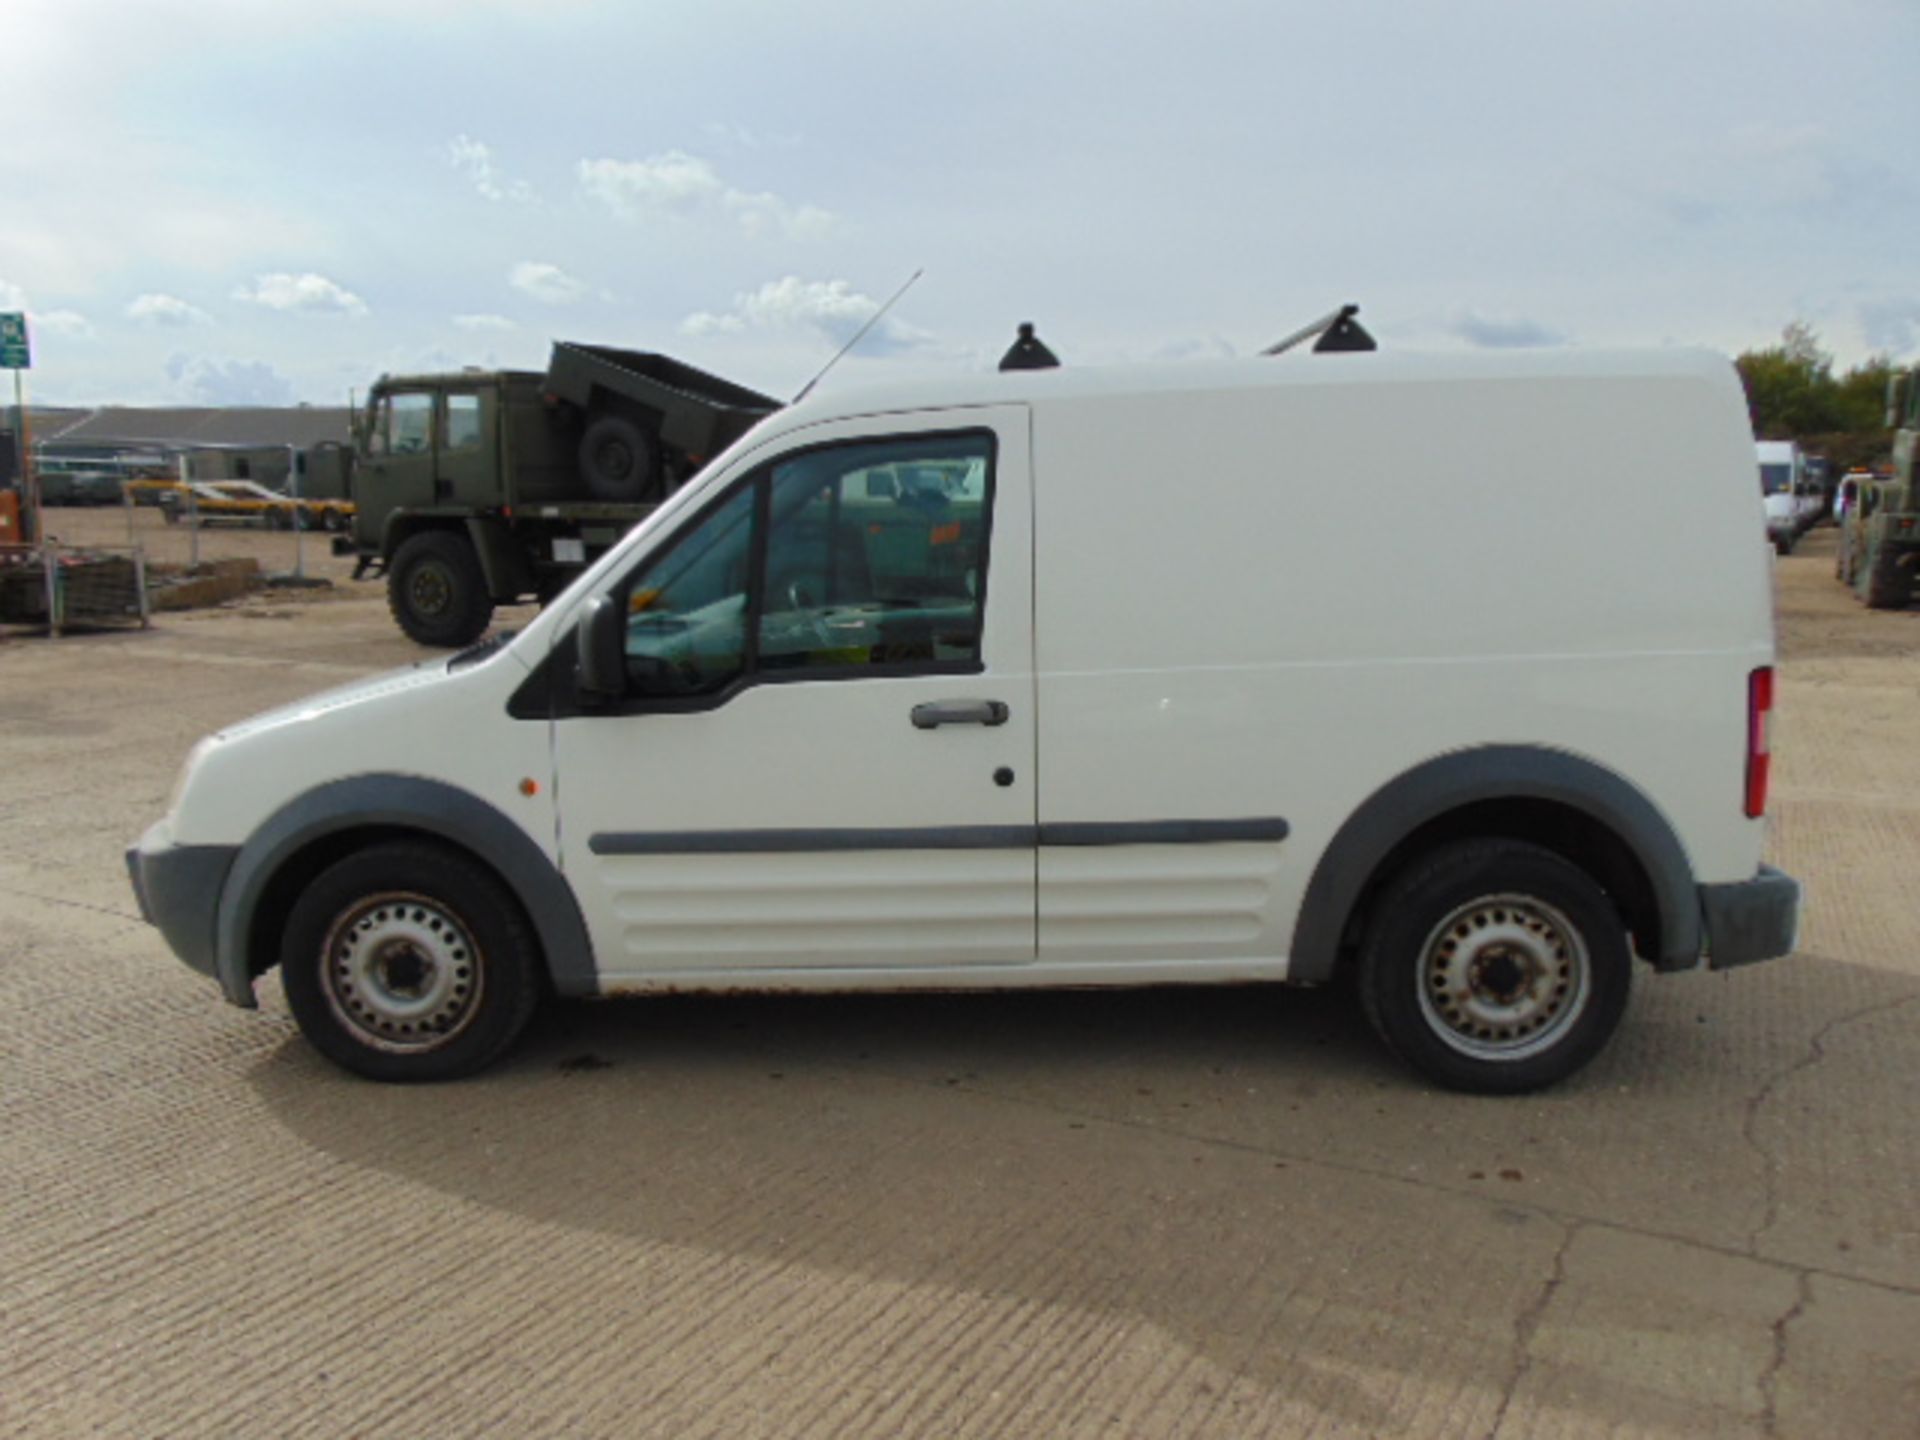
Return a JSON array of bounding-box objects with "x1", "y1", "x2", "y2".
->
[{"x1": 1759, "y1": 464, "x2": 1792, "y2": 496}]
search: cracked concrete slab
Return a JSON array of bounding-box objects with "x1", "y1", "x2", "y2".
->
[{"x1": 1, "y1": 511, "x2": 1915, "y2": 1437}]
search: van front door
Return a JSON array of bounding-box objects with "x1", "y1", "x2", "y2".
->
[{"x1": 551, "y1": 406, "x2": 1036, "y2": 984}]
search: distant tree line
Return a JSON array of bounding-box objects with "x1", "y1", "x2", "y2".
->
[{"x1": 1735, "y1": 323, "x2": 1900, "y2": 474}]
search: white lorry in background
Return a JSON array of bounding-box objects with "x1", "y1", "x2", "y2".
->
[
  {"x1": 128, "y1": 345, "x2": 1801, "y2": 1095},
  {"x1": 1758, "y1": 439, "x2": 1809, "y2": 553}
]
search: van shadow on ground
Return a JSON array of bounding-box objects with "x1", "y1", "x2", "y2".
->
[{"x1": 247, "y1": 958, "x2": 1920, "y2": 1431}]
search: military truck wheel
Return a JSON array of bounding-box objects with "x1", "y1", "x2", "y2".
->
[
  {"x1": 579, "y1": 415, "x2": 660, "y2": 502},
  {"x1": 389, "y1": 530, "x2": 495, "y2": 647},
  {"x1": 1863, "y1": 545, "x2": 1912, "y2": 610}
]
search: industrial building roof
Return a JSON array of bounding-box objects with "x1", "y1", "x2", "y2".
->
[{"x1": 36, "y1": 406, "x2": 352, "y2": 450}]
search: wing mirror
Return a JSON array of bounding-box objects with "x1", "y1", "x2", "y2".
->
[{"x1": 575, "y1": 593, "x2": 626, "y2": 700}]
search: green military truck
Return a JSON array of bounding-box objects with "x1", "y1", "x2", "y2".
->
[
  {"x1": 326, "y1": 343, "x2": 779, "y2": 646},
  {"x1": 1835, "y1": 365, "x2": 1920, "y2": 610}
]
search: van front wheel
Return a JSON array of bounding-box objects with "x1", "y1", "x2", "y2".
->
[
  {"x1": 1357, "y1": 839, "x2": 1631, "y2": 1093},
  {"x1": 280, "y1": 841, "x2": 543, "y2": 1082}
]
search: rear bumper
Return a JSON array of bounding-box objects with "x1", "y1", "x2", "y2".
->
[{"x1": 1700, "y1": 865, "x2": 1800, "y2": 969}]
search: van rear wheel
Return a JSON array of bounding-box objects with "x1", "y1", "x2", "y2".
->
[
  {"x1": 1357, "y1": 839, "x2": 1631, "y2": 1093},
  {"x1": 280, "y1": 841, "x2": 542, "y2": 1082}
]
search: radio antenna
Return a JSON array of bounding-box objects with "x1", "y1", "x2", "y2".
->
[{"x1": 792, "y1": 268, "x2": 924, "y2": 404}]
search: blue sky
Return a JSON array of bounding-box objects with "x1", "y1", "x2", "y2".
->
[{"x1": 3, "y1": 0, "x2": 1915, "y2": 406}]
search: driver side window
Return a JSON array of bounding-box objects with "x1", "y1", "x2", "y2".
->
[
  {"x1": 759, "y1": 435, "x2": 993, "y2": 672},
  {"x1": 619, "y1": 483, "x2": 756, "y2": 697},
  {"x1": 613, "y1": 430, "x2": 995, "y2": 703}
]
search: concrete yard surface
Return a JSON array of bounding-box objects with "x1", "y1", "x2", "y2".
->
[{"x1": 1, "y1": 515, "x2": 1916, "y2": 1438}]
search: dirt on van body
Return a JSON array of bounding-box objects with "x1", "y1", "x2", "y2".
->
[{"x1": 0, "y1": 513, "x2": 1915, "y2": 1438}]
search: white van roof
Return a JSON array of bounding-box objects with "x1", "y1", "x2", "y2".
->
[{"x1": 785, "y1": 346, "x2": 1736, "y2": 426}]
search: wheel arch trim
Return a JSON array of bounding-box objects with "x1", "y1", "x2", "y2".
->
[
  {"x1": 1287, "y1": 745, "x2": 1701, "y2": 983},
  {"x1": 213, "y1": 773, "x2": 596, "y2": 1007}
]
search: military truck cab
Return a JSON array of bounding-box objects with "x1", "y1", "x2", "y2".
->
[
  {"x1": 339, "y1": 348, "x2": 778, "y2": 646},
  {"x1": 1836, "y1": 369, "x2": 1920, "y2": 609}
]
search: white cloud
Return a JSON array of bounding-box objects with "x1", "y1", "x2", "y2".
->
[
  {"x1": 681, "y1": 276, "x2": 929, "y2": 354},
  {"x1": 165, "y1": 353, "x2": 297, "y2": 406},
  {"x1": 232, "y1": 272, "x2": 367, "y2": 315},
  {"x1": 0, "y1": 279, "x2": 24, "y2": 310},
  {"x1": 34, "y1": 310, "x2": 94, "y2": 339},
  {"x1": 127, "y1": 292, "x2": 213, "y2": 327},
  {"x1": 578, "y1": 152, "x2": 834, "y2": 240},
  {"x1": 700, "y1": 122, "x2": 802, "y2": 152},
  {"x1": 1861, "y1": 300, "x2": 1920, "y2": 359},
  {"x1": 1149, "y1": 336, "x2": 1238, "y2": 363},
  {"x1": 509, "y1": 261, "x2": 588, "y2": 305},
  {"x1": 680, "y1": 311, "x2": 745, "y2": 338},
  {"x1": 1448, "y1": 311, "x2": 1569, "y2": 349},
  {"x1": 453, "y1": 313, "x2": 517, "y2": 331},
  {"x1": 447, "y1": 134, "x2": 535, "y2": 203}
]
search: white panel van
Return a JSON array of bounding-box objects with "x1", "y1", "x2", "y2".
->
[
  {"x1": 129, "y1": 349, "x2": 1800, "y2": 1092},
  {"x1": 1758, "y1": 439, "x2": 1805, "y2": 553}
]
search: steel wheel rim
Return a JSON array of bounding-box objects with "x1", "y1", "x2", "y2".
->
[
  {"x1": 594, "y1": 438, "x2": 634, "y2": 481},
  {"x1": 1415, "y1": 892, "x2": 1590, "y2": 1061},
  {"x1": 409, "y1": 562, "x2": 452, "y2": 617},
  {"x1": 320, "y1": 891, "x2": 485, "y2": 1054}
]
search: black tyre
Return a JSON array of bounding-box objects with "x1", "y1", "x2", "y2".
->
[
  {"x1": 1863, "y1": 544, "x2": 1911, "y2": 611},
  {"x1": 578, "y1": 414, "x2": 660, "y2": 502},
  {"x1": 1773, "y1": 535, "x2": 1793, "y2": 556},
  {"x1": 1357, "y1": 839, "x2": 1632, "y2": 1094},
  {"x1": 388, "y1": 530, "x2": 495, "y2": 647},
  {"x1": 280, "y1": 841, "x2": 543, "y2": 1082}
]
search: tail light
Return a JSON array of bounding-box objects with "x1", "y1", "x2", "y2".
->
[{"x1": 1746, "y1": 666, "x2": 1774, "y2": 818}]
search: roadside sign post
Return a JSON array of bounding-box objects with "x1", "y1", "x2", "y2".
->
[
  {"x1": 178, "y1": 454, "x2": 199, "y2": 569},
  {"x1": 1, "y1": 312, "x2": 35, "y2": 547},
  {"x1": 288, "y1": 443, "x2": 305, "y2": 581}
]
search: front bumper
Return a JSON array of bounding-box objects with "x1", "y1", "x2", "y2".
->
[
  {"x1": 1700, "y1": 865, "x2": 1800, "y2": 969},
  {"x1": 126, "y1": 822, "x2": 239, "y2": 985}
]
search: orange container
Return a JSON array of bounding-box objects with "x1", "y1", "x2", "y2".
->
[{"x1": 0, "y1": 487, "x2": 20, "y2": 543}]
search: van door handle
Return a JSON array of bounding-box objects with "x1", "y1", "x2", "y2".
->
[{"x1": 911, "y1": 699, "x2": 1010, "y2": 730}]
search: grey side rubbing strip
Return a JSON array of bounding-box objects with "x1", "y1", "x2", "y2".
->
[
  {"x1": 592, "y1": 826, "x2": 1035, "y2": 855},
  {"x1": 589, "y1": 818, "x2": 1290, "y2": 856},
  {"x1": 1039, "y1": 818, "x2": 1290, "y2": 846}
]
